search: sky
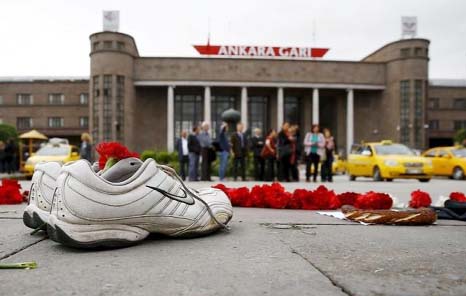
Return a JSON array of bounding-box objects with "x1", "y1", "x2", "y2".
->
[{"x1": 0, "y1": 0, "x2": 465, "y2": 79}]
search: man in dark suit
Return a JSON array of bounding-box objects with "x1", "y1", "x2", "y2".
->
[
  {"x1": 175, "y1": 130, "x2": 189, "y2": 180},
  {"x1": 230, "y1": 122, "x2": 248, "y2": 181},
  {"x1": 250, "y1": 128, "x2": 265, "y2": 181},
  {"x1": 188, "y1": 126, "x2": 201, "y2": 181}
]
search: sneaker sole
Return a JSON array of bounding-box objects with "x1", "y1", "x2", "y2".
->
[
  {"x1": 23, "y1": 205, "x2": 49, "y2": 230},
  {"x1": 47, "y1": 215, "x2": 150, "y2": 249}
]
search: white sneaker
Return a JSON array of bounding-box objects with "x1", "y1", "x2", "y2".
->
[
  {"x1": 23, "y1": 161, "x2": 114, "y2": 231},
  {"x1": 47, "y1": 158, "x2": 233, "y2": 248},
  {"x1": 23, "y1": 162, "x2": 61, "y2": 230}
]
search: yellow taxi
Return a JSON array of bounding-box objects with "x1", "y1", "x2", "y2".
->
[
  {"x1": 23, "y1": 139, "x2": 80, "y2": 176},
  {"x1": 347, "y1": 140, "x2": 433, "y2": 182},
  {"x1": 422, "y1": 146, "x2": 466, "y2": 180}
]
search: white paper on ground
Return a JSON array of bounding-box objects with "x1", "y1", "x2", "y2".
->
[{"x1": 316, "y1": 211, "x2": 371, "y2": 226}]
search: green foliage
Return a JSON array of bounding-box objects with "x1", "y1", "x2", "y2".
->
[
  {"x1": 211, "y1": 151, "x2": 254, "y2": 179},
  {"x1": 140, "y1": 149, "x2": 179, "y2": 171},
  {"x1": 454, "y1": 129, "x2": 466, "y2": 145},
  {"x1": 0, "y1": 124, "x2": 18, "y2": 143}
]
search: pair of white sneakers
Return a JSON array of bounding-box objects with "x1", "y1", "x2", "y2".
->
[{"x1": 23, "y1": 158, "x2": 233, "y2": 248}]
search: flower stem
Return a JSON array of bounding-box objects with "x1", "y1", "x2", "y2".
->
[{"x1": 0, "y1": 261, "x2": 37, "y2": 269}]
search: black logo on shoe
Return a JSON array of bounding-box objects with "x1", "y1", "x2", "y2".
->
[{"x1": 146, "y1": 185, "x2": 195, "y2": 205}]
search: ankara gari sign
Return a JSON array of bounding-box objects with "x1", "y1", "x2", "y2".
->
[{"x1": 193, "y1": 44, "x2": 329, "y2": 58}]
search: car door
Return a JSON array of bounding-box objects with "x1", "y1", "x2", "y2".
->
[
  {"x1": 436, "y1": 149, "x2": 451, "y2": 176},
  {"x1": 347, "y1": 145, "x2": 364, "y2": 176},
  {"x1": 424, "y1": 149, "x2": 439, "y2": 175}
]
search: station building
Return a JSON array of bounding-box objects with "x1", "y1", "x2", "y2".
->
[{"x1": 1, "y1": 31, "x2": 465, "y2": 153}]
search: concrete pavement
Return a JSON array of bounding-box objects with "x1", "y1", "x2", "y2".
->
[{"x1": 1, "y1": 178, "x2": 466, "y2": 296}]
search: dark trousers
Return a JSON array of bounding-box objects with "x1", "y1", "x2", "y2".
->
[
  {"x1": 253, "y1": 156, "x2": 265, "y2": 181},
  {"x1": 306, "y1": 153, "x2": 320, "y2": 181},
  {"x1": 179, "y1": 155, "x2": 189, "y2": 180},
  {"x1": 201, "y1": 148, "x2": 211, "y2": 181},
  {"x1": 290, "y1": 162, "x2": 299, "y2": 182},
  {"x1": 279, "y1": 155, "x2": 291, "y2": 182},
  {"x1": 233, "y1": 157, "x2": 246, "y2": 181},
  {"x1": 188, "y1": 153, "x2": 200, "y2": 181},
  {"x1": 321, "y1": 156, "x2": 333, "y2": 182},
  {"x1": 265, "y1": 157, "x2": 275, "y2": 181}
]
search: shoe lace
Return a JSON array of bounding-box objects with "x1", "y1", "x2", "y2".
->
[{"x1": 156, "y1": 163, "x2": 230, "y2": 231}]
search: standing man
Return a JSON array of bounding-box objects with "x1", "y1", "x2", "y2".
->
[
  {"x1": 188, "y1": 126, "x2": 201, "y2": 181},
  {"x1": 176, "y1": 130, "x2": 190, "y2": 181},
  {"x1": 231, "y1": 122, "x2": 248, "y2": 181},
  {"x1": 250, "y1": 128, "x2": 265, "y2": 181},
  {"x1": 218, "y1": 122, "x2": 230, "y2": 181},
  {"x1": 198, "y1": 121, "x2": 213, "y2": 181}
]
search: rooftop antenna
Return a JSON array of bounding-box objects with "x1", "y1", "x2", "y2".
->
[
  {"x1": 312, "y1": 18, "x2": 317, "y2": 44},
  {"x1": 207, "y1": 17, "x2": 211, "y2": 46}
]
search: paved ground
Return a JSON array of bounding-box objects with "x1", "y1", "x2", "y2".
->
[{"x1": 1, "y1": 177, "x2": 466, "y2": 296}]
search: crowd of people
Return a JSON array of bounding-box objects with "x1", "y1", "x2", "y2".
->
[
  {"x1": 175, "y1": 121, "x2": 336, "y2": 182},
  {"x1": 0, "y1": 139, "x2": 17, "y2": 174}
]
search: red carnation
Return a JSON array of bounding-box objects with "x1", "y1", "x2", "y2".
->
[
  {"x1": 96, "y1": 142, "x2": 140, "y2": 170},
  {"x1": 0, "y1": 179, "x2": 23, "y2": 205},
  {"x1": 312, "y1": 185, "x2": 338, "y2": 210},
  {"x1": 337, "y1": 192, "x2": 359, "y2": 206},
  {"x1": 409, "y1": 190, "x2": 432, "y2": 208},
  {"x1": 355, "y1": 191, "x2": 392, "y2": 210},
  {"x1": 264, "y1": 183, "x2": 289, "y2": 209},
  {"x1": 287, "y1": 190, "x2": 303, "y2": 209},
  {"x1": 228, "y1": 187, "x2": 250, "y2": 207},
  {"x1": 449, "y1": 192, "x2": 466, "y2": 203},
  {"x1": 249, "y1": 185, "x2": 266, "y2": 208},
  {"x1": 300, "y1": 190, "x2": 319, "y2": 210}
]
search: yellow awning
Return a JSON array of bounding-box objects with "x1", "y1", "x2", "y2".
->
[{"x1": 19, "y1": 129, "x2": 48, "y2": 140}]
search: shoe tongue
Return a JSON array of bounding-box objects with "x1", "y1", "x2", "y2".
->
[{"x1": 100, "y1": 157, "x2": 143, "y2": 182}]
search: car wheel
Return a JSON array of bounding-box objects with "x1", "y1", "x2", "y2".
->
[
  {"x1": 385, "y1": 178, "x2": 393, "y2": 182},
  {"x1": 349, "y1": 175, "x2": 356, "y2": 181},
  {"x1": 418, "y1": 178, "x2": 430, "y2": 183},
  {"x1": 373, "y1": 167, "x2": 382, "y2": 182},
  {"x1": 452, "y1": 167, "x2": 465, "y2": 180}
]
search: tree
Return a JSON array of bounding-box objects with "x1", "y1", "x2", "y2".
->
[
  {"x1": 0, "y1": 124, "x2": 18, "y2": 143},
  {"x1": 454, "y1": 128, "x2": 466, "y2": 146}
]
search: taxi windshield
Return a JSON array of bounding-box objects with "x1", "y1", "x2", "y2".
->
[
  {"x1": 452, "y1": 148, "x2": 466, "y2": 158},
  {"x1": 374, "y1": 144, "x2": 414, "y2": 156},
  {"x1": 35, "y1": 145, "x2": 70, "y2": 156}
]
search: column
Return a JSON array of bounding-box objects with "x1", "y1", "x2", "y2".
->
[
  {"x1": 277, "y1": 87, "x2": 284, "y2": 129},
  {"x1": 204, "y1": 86, "x2": 211, "y2": 124},
  {"x1": 346, "y1": 89, "x2": 354, "y2": 155},
  {"x1": 241, "y1": 87, "x2": 248, "y2": 129},
  {"x1": 167, "y1": 85, "x2": 175, "y2": 152},
  {"x1": 312, "y1": 88, "x2": 319, "y2": 124}
]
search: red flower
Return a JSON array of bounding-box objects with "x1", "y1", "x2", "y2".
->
[
  {"x1": 263, "y1": 183, "x2": 289, "y2": 209},
  {"x1": 449, "y1": 192, "x2": 466, "y2": 203},
  {"x1": 229, "y1": 187, "x2": 250, "y2": 207},
  {"x1": 287, "y1": 189, "x2": 303, "y2": 209},
  {"x1": 0, "y1": 179, "x2": 23, "y2": 205},
  {"x1": 355, "y1": 191, "x2": 392, "y2": 210},
  {"x1": 95, "y1": 142, "x2": 140, "y2": 170},
  {"x1": 337, "y1": 192, "x2": 359, "y2": 206},
  {"x1": 249, "y1": 185, "x2": 266, "y2": 208},
  {"x1": 409, "y1": 190, "x2": 432, "y2": 208}
]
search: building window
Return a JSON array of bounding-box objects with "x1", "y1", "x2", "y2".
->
[
  {"x1": 92, "y1": 76, "x2": 100, "y2": 142},
  {"x1": 453, "y1": 98, "x2": 466, "y2": 109},
  {"x1": 116, "y1": 41, "x2": 125, "y2": 50},
  {"x1": 103, "y1": 41, "x2": 113, "y2": 49},
  {"x1": 116, "y1": 76, "x2": 125, "y2": 142},
  {"x1": 103, "y1": 75, "x2": 112, "y2": 141},
  {"x1": 211, "y1": 95, "x2": 237, "y2": 138},
  {"x1": 0, "y1": 96, "x2": 3, "y2": 104},
  {"x1": 80, "y1": 116, "x2": 89, "y2": 128},
  {"x1": 80, "y1": 93, "x2": 89, "y2": 105},
  {"x1": 414, "y1": 47, "x2": 424, "y2": 56},
  {"x1": 17, "y1": 94, "x2": 32, "y2": 105},
  {"x1": 175, "y1": 94, "x2": 204, "y2": 139},
  {"x1": 48, "y1": 117, "x2": 64, "y2": 128},
  {"x1": 400, "y1": 80, "x2": 410, "y2": 145},
  {"x1": 93, "y1": 42, "x2": 100, "y2": 51},
  {"x1": 284, "y1": 96, "x2": 301, "y2": 126},
  {"x1": 428, "y1": 97, "x2": 440, "y2": 109},
  {"x1": 248, "y1": 96, "x2": 268, "y2": 133},
  {"x1": 414, "y1": 80, "x2": 423, "y2": 148},
  {"x1": 429, "y1": 120, "x2": 439, "y2": 130},
  {"x1": 48, "y1": 93, "x2": 64, "y2": 105},
  {"x1": 454, "y1": 120, "x2": 466, "y2": 130},
  {"x1": 17, "y1": 117, "x2": 32, "y2": 129},
  {"x1": 400, "y1": 48, "x2": 410, "y2": 57}
]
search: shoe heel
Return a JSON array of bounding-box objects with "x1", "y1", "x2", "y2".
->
[{"x1": 47, "y1": 215, "x2": 149, "y2": 249}]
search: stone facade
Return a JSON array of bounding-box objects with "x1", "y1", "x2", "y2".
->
[{"x1": 0, "y1": 78, "x2": 89, "y2": 145}]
